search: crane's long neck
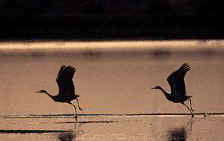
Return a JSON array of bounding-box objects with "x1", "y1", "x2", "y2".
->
[
  {"x1": 45, "y1": 92, "x2": 58, "y2": 102},
  {"x1": 158, "y1": 87, "x2": 171, "y2": 100}
]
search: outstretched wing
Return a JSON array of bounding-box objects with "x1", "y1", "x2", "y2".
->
[
  {"x1": 56, "y1": 65, "x2": 76, "y2": 98},
  {"x1": 167, "y1": 63, "x2": 191, "y2": 96}
]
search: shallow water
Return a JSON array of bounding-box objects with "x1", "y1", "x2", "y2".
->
[
  {"x1": 0, "y1": 51, "x2": 223, "y2": 115},
  {"x1": 0, "y1": 41, "x2": 224, "y2": 140},
  {"x1": 1, "y1": 115, "x2": 224, "y2": 141}
]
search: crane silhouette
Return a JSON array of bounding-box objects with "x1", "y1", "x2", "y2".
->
[
  {"x1": 152, "y1": 63, "x2": 194, "y2": 117},
  {"x1": 36, "y1": 65, "x2": 82, "y2": 120}
]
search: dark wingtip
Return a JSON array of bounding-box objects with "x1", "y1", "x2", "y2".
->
[
  {"x1": 182, "y1": 63, "x2": 191, "y2": 71},
  {"x1": 60, "y1": 65, "x2": 66, "y2": 69},
  {"x1": 183, "y1": 63, "x2": 190, "y2": 67},
  {"x1": 67, "y1": 65, "x2": 76, "y2": 72}
]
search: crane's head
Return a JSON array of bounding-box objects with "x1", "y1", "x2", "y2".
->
[
  {"x1": 152, "y1": 86, "x2": 162, "y2": 90},
  {"x1": 36, "y1": 89, "x2": 48, "y2": 94}
]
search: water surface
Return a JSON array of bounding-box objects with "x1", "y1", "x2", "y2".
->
[{"x1": 0, "y1": 40, "x2": 224, "y2": 140}]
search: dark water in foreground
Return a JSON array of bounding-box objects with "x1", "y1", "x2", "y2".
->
[{"x1": 0, "y1": 45, "x2": 224, "y2": 140}]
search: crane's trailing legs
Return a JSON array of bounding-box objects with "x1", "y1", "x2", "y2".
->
[
  {"x1": 189, "y1": 98, "x2": 194, "y2": 112},
  {"x1": 70, "y1": 103, "x2": 78, "y2": 121},
  {"x1": 76, "y1": 98, "x2": 83, "y2": 111},
  {"x1": 181, "y1": 103, "x2": 192, "y2": 112},
  {"x1": 69, "y1": 97, "x2": 83, "y2": 121},
  {"x1": 181, "y1": 102, "x2": 194, "y2": 118}
]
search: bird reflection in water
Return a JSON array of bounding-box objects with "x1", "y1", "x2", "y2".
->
[
  {"x1": 58, "y1": 132, "x2": 74, "y2": 141},
  {"x1": 167, "y1": 118, "x2": 195, "y2": 141},
  {"x1": 57, "y1": 122, "x2": 84, "y2": 141},
  {"x1": 168, "y1": 128, "x2": 186, "y2": 141}
]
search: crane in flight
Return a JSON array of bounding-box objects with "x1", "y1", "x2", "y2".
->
[
  {"x1": 36, "y1": 65, "x2": 82, "y2": 120},
  {"x1": 152, "y1": 63, "x2": 194, "y2": 117}
]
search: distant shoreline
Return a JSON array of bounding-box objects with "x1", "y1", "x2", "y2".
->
[
  {"x1": 0, "y1": 40, "x2": 223, "y2": 49},
  {"x1": 0, "y1": 40, "x2": 223, "y2": 57}
]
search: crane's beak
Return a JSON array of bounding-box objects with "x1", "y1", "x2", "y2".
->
[
  {"x1": 152, "y1": 87, "x2": 155, "y2": 89},
  {"x1": 35, "y1": 90, "x2": 41, "y2": 93}
]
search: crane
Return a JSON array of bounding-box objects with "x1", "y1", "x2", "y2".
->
[
  {"x1": 36, "y1": 65, "x2": 82, "y2": 120},
  {"x1": 152, "y1": 63, "x2": 194, "y2": 117}
]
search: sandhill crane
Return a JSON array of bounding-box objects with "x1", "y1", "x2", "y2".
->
[
  {"x1": 36, "y1": 65, "x2": 82, "y2": 120},
  {"x1": 152, "y1": 63, "x2": 194, "y2": 117}
]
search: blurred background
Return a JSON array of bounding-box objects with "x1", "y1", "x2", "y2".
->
[{"x1": 0, "y1": 0, "x2": 223, "y2": 40}]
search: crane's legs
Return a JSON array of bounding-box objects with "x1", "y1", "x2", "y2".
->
[
  {"x1": 76, "y1": 98, "x2": 83, "y2": 111},
  {"x1": 70, "y1": 103, "x2": 78, "y2": 121},
  {"x1": 182, "y1": 103, "x2": 192, "y2": 112},
  {"x1": 189, "y1": 98, "x2": 194, "y2": 112},
  {"x1": 181, "y1": 103, "x2": 194, "y2": 118}
]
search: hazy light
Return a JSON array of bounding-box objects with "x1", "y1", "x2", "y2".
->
[{"x1": 0, "y1": 40, "x2": 224, "y2": 50}]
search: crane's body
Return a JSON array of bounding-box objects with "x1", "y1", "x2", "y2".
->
[
  {"x1": 36, "y1": 65, "x2": 82, "y2": 120},
  {"x1": 52, "y1": 95, "x2": 79, "y2": 103},
  {"x1": 152, "y1": 63, "x2": 194, "y2": 117}
]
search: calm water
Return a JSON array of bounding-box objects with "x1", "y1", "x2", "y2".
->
[
  {"x1": 1, "y1": 115, "x2": 224, "y2": 141},
  {"x1": 0, "y1": 41, "x2": 224, "y2": 140}
]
